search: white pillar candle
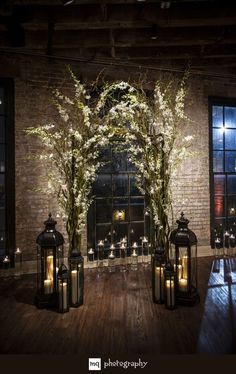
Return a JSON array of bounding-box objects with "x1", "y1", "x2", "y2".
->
[
  {"x1": 131, "y1": 249, "x2": 138, "y2": 270},
  {"x1": 165, "y1": 279, "x2": 175, "y2": 308},
  {"x1": 44, "y1": 279, "x2": 53, "y2": 294},
  {"x1": 174, "y1": 264, "x2": 183, "y2": 280},
  {"x1": 46, "y1": 255, "x2": 54, "y2": 280},
  {"x1": 178, "y1": 278, "x2": 188, "y2": 292},
  {"x1": 155, "y1": 266, "x2": 164, "y2": 300},
  {"x1": 59, "y1": 281, "x2": 68, "y2": 310},
  {"x1": 71, "y1": 269, "x2": 79, "y2": 305},
  {"x1": 182, "y1": 255, "x2": 188, "y2": 279}
]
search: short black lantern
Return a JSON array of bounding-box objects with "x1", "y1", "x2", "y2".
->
[
  {"x1": 35, "y1": 213, "x2": 64, "y2": 308},
  {"x1": 69, "y1": 249, "x2": 84, "y2": 307},
  {"x1": 164, "y1": 262, "x2": 176, "y2": 310},
  {"x1": 152, "y1": 246, "x2": 165, "y2": 304},
  {"x1": 57, "y1": 264, "x2": 69, "y2": 313},
  {"x1": 170, "y1": 212, "x2": 200, "y2": 306}
]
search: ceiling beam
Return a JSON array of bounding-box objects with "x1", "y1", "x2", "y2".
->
[{"x1": 3, "y1": 3, "x2": 236, "y2": 30}]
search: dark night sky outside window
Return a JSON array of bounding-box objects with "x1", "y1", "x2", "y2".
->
[{"x1": 210, "y1": 101, "x2": 236, "y2": 242}]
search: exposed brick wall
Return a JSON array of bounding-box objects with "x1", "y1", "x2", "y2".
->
[{"x1": 1, "y1": 53, "x2": 236, "y2": 261}]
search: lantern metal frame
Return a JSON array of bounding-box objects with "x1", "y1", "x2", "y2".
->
[
  {"x1": 170, "y1": 212, "x2": 200, "y2": 306},
  {"x1": 152, "y1": 246, "x2": 166, "y2": 304},
  {"x1": 35, "y1": 213, "x2": 64, "y2": 309},
  {"x1": 57, "y1": 263, "x2": 69, "y2": 313},
  {"x1": 69, "y1": 249, "x2": 84, "y2": 308},
  {"x1": 164, "y1": 262, "x2": 177, "y2": 310}
]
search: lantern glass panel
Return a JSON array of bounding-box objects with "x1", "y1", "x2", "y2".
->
[
  {"x1": 69, "y1": 254, "x2": 84, "y2": 307},
  {"x1": 165, "y1": 273, "x2": 176, "y2": 310},
  {"x1": 57, "y1": 265, "x2": 69, "y2": 313},
  {"x1": 152, "y1": 251, "x2": 165, "y2": 304},
  {"x1": 58, "y1": 279, "x2": 69, "y2": 312}
]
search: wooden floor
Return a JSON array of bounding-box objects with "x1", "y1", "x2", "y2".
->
[{"x1": 0, "y1": 256, "x2": 236, "y2": 355}]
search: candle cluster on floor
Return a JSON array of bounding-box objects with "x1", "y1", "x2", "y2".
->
[{"x1": 87, "y1": 236, "x2": 151, "y2": 273}]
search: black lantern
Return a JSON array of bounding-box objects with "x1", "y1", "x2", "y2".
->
[
  {"x1": 35, "y1": 213, "x2": 64, "y2": 308},
  {"x1": 164, "y1": 262, "x2": 176, "y2": 310},
  {"x1": 170, "y1": 212, "x2": 200, "y2": 306},
  {"x1": 152, "y1": 246, "x2": 165, "y2": 304},
  {"x1": 57, "y1": 264, "x2": 69, "y2": 313},
  {"x1": 69, "y1": 249, "x2": 84, "y2": 307}
]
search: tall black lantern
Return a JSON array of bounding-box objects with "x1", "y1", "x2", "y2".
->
[
  {"x1": 152, "y1": 246, "x2": 166, "y2": 304},
  {"x1": 35, "y1": 213, "x2": 64, "y2": 308},
  {"x1": 170, "y1": 212, "x2": 200, "y2": 306},
  {"x1": 69, "y1": 249, "x2": 84, "y2": 307},
  {"x1": 57, "y1": 264, "x2": 69, "y2": 313},
  {"x1": 164, "y1": 262, "x2": 176, "y2": 310}
]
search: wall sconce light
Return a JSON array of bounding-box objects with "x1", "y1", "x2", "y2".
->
[
  {"x1": 229, "y1": 207, "x2": 235, "y2": 216},
  {"x1": 113, "y1": 209, "x2": 125, "y2": 221}
]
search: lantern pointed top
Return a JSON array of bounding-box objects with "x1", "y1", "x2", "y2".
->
[
  {"x1": 44, "y1": 213, "x2": 57, "y2": 229},
  {"x1": 58, "y1": 263, "x2": 68, "y2": 276},
  {"x1": 176, "y1": 211, "x2": 189, "y2": 228}
]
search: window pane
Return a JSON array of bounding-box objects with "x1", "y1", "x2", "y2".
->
[
  {"x1": 212, "y1": 105, "x2": 223, "y2": 128},
  {"x1": 214, "y1": 175, "x2": 225, "y2": 195},
  {"x1": 113, "y1": 223, "x2": 128, "y2": 243},
  {"x1": 111, "y1": 150, "x2": 127, "y2": 172},
  {"x1": 225, "y1": 129, "x2": 236, "y2": 150},
  {"x1": 98, "y1": 147, "x2": 111, "y2": 172},
  {"x1": 213, "y1": 128, "x2": 224, "y2": 150},
  {"x1": 214, "y1": 196, "x2": 225, "y2": 218},
  {"x1": 0, "y1": 208, "x2": 5, "y2": 230},
  {"x1": 0, "y1": 117, "x2": 5, "y2": 143},
  {"x1": 130, "y1": 198, "x2": 144, "y2": 221},
  {"x1": 227, "y1": 175, "x2": 236, "y2": 195},
  {"x1": 113, "y1": 175, "x2": 128, "y2": 196},
  {"x1": 225, "y1": 106, "x2": 236, "y2": 129},
  {"x1": 225, "y1": 151, "x2": 236, "y2": 172},
  {"x1": 130, "y1": 175, "x2": 141, "y2": 196},
  {"x1": 127, "y1": 158, "x2": 137, "y2": 172},
  {"x1": 213, "y1": 151, "x2": 224, "y2": 172},
  {"x1": 214, "y1": 218, "x2": 225, "y2": 228},
  {"x1": 94, "y1": 175, "x2": 111, "y2": 196},
  {"x1": 130, "y1": 222, "x2": 144, "y2": 243},
  {"x1": 0, "y1": 88, "x2": 4, "y2": 115},
  {"x1": 227, "y1": 196, "x2": 236, "y2": 217},
  {"x1": 96, "y1": 199, "x2": 111, "y2": 223},
  {"x1": 96, "y1": 225, "x2": 111, "y2": 243}
]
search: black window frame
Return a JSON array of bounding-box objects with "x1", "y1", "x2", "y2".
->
[
  {"x1": 87, "y1": 142, "x2": 148, "y2": 254},
  {"x1": 0, "y1": 78, "x2": 15, "y2": 264},
  {"x1": 209, "y1": 96, "x2": 236, "y2": 246}
]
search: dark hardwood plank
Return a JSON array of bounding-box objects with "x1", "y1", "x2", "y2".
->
[{"x1": 0, "y1": 256, "x2": 235, "y2": 354}]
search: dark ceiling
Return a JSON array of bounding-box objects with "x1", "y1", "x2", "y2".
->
[{"x1": 0, "y1": 0, "x2": 236, "y2": 77}]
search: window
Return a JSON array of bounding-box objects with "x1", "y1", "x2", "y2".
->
[
  {"x1": 87, "y1": 143, "x2": 147, "y2": 256},
  {"x1": 0, "y1": 80, "x2": 15, "y2": 262},
  {"x1": 210, "y1": 100, "x2": 236, "y2": 243}
]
